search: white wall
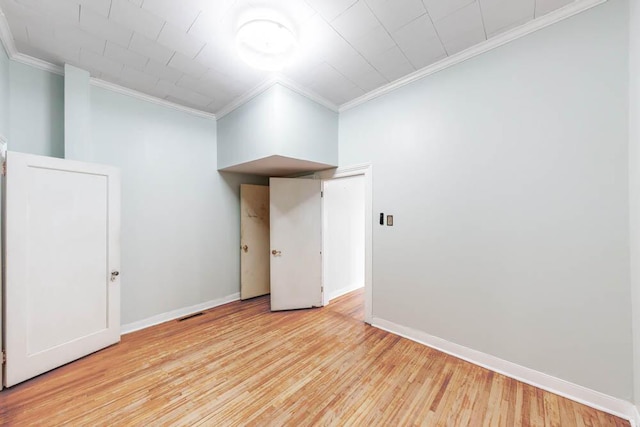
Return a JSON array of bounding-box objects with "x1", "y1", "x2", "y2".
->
[
  {"x1": 340, "y1": 0, "x2": 632, "y2": 400},
  {"x1": 217, "y1": 84, "x2": 338, "y2": 169},
  {"x1": 89, "y1": 87, "x2": 267, "y2": 325},
  {"x1": 323, "y1": 175, "x2": 365, "y2": 301},
  {"x1": 8, "y1": 61, "x2": 64, "y2": 157},
  {"x1": 629, "y1": 0, "x2": 640, "y2": 410}
]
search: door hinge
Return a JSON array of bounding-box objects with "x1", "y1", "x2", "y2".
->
[
  {"x1": 1, "y1": 350, "x2": 5, "y2": 364},
  {"x1": 321, "y1": 191, "x2": 323, "y2": 197},
  {"x1": 1, "y1": 160, "x2": 6, "y2": 176}
]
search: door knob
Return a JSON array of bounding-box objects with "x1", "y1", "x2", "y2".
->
[
  {"x1": 241, "y1": 245, "x2": 248, "y2": 252},
  {"x1": 271, "y1": 250, "x2": 281, "y2": 256},
  {"x1": 110, "y1": 270, "x2": 120, "y2": 282}
]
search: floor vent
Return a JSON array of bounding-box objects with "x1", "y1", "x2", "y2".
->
[{"x1": 177, "y1": 312, "x2": 204, "y2": 322}]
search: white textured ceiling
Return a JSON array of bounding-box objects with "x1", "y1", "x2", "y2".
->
[{"x1": 0, "y1": 0, "x2": 576, "y2": 115}]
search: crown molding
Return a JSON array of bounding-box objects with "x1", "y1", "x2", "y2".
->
[
  {"x1": 215, "y1": 75, "x2": 339, "y2": 120},
  {"x1": 0, "y1": 6, "x2": 16, "y2": 58},
  {"x1": 214, "y1": 77, "x2": 279, "y2": 119},
  {"x1": 0, "y1": 0, "x2": 608, "y2": 119},
  {"x1": 339, "y1": 0, "x2": 608, "y2": 112},
  {"x1": 1, "y1": 5, "x2": 214, "y2": 119},
  {"x1": 0, "y1": 7, "x2": 64, "y2": 76},
  {"x1": 89, "y1": 78, "x2": 217, "y2": 120},
  {"x1": 274, "y1": 75, "x2": 339, "y2": 113},
  {"x1": 12, "y1": 52, "x2": 64, "y2": 75}
]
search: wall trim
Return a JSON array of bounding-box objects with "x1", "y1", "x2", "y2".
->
[
  {"x1": 328, "y1": 283, "x2": 364, "y2": 302},
  {"x1": 215, "y1": 75, "x2": 339, "y2": 120},
  {"x1": 315, "y1": 163, "x2": 371, "y2": 178},
  {"x1": 214, "y1": 77, "x2": 278, "y2": 119},
  {"x1": 276, "y1": 75, "x2": 339, "y2": 113},
  {"x1": 372, "y1": 317, "x2": 637, "y2": 425},
  {"x1": 89, "y1": 78, "x2": 217, "y2": 119},
  {"x1": 0, "y1": 6, "x2": 215, "y2": 120},
  {"x1": 121, "y1": 293, "x2": 240, "y2": 335},
  {"x1": 0, "y1": 0, "x2": 607, "y2": 119},
  {"x1": 339, "y1": 0, "x2": 608, "y2": 112},
  {"x1": 0, "y1": 9, "x2": 64, "y2": 75},
  {"x1": 12, "y1": 52, "x2": 64, "y2": 75},
  {"x1": 0, "y1": 7, "x2": 16, "y2": 58}
]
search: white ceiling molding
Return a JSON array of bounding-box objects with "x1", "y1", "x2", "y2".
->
[
  {"x1": 215, "y1": 74, "x2": 339, "y2": 120},
  {"x1": 12, "y1": 52, "x2": 64, "y2": 76},
  {"x1": 0, "y1": 0, "x2": 609, "y2": 120},
  {"x1": 0, "y1": 6, "x2": 16, "y2": 58},
  {"x1": 1, "y1": 8, "x2": 62, "y2": 75},
  {"x1": 275, "y1": 75, "x2": 339, "y2": 113},
  {"x1": 0, "y1": 5, "x2": 213, "y2": 119},
  {"x1": 339, "y1": 0, "x2": 608, "y2": 113},
  {"x1": 0, "y1": 8, "x2": 59, "y2": 76},
  {"x1": 90, "y1": 78, "x2": 217, "y2": 120},
  {"x1": 214, "y1": 76, "x2": 281, "y2": 119}
]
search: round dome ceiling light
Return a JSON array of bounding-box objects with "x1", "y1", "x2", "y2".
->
[{"x1": 236, "y1": 19, "x2": 298, "y2": 71}]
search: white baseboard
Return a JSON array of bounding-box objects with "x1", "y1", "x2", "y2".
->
[
  {"x1": 328, "y1": 283, "x2": 364, "y2": 302},
  {"x1": 372, "y1": 317, "x2": 637, "y2": 424},
  {"x1": 121, "y1": 293, "x2": 240, "y2": 335},
  {"x1": 632, "y1": 405, "x2": 640, "y2": 427}
]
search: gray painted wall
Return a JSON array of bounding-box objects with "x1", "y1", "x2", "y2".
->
[
  {"x1": 89, "y1": 87, "x2": 266, "y2": 325},
  {"x1": 8, "y1": 61, "x2": 63, "y2": 157},
  {"x1": 64, "y1": 64, "x2": 91, "y2": 161},
  {"x1": 339, "y1": 0, "x2": 632, "y2": 399},
  {"x1": 1, "y1": 0, "x2": 636, "y2": 402},
  {"x1": 217, "y1": 84, "x2": 338, "y2": 169},
  {"x1": 629, "y1": 0, "x2": 640, "y2": 409},
  {"x1": 3, "y1": 57, "x2": 267, "y2": 326}
]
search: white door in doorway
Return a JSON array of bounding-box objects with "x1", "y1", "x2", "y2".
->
[
  {"x1": 3, "y1": 151, "x2": 121, "y2": 387},
  {"x1": 269, "y1": 178, "x2": 322, "y2": 311},
  {"x1": 240, "y1": 184, "x2": 270, "y2": 300}
]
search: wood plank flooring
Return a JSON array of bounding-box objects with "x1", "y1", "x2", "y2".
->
[{"x1": 0, "y1": 289, "x2": 629, "y2": 426}]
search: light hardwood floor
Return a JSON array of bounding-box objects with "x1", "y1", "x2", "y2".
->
[{"x1": 0, "y1": 289, "x2": 629, "y2": 426}]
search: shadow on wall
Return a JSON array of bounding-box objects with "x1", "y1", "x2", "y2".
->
[{"x1": 219, "y1": 171, "x2": 270, "y2": 213}]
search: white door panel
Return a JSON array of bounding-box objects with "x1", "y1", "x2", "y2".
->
[
  {"x1": 4, "y1": 151, "x2": 121, "y2": 387},
  {"x1": 270, "y1": 178, "x2": 322, "y2": 311},
  {"x1": 240, "y1": 184, "x2": 270, "y2": 300}
]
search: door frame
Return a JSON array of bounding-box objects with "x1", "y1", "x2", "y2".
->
[
  {"x1": 1, "y1": 139, "x2": 6, "y2": 388},
  {"x1": 314, "y1": 164, "x2": 373, "y2": 324}
]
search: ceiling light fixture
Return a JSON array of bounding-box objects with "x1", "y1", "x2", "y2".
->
[{"x1": 236, "y1": 19, "x2": 298, "y2": 71}]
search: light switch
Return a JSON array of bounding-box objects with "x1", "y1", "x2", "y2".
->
[{"x1": 387, "y1": 215, "x2": 393, "y2": 226}]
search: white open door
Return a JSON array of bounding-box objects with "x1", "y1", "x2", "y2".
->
[
  {"x1": 240, "y1": 184, "x2": 270, "y2": 300},
  {"x1": 3, "y1": 151, "x2": 121, "y2": 387},
  {"x1": 270, "y1": 178, "x2": 322, "y2": 311}
]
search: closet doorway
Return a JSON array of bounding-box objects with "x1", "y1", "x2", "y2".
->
[{"x1": 319, "y1": 165, "x2": 372, "y2": 324}]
